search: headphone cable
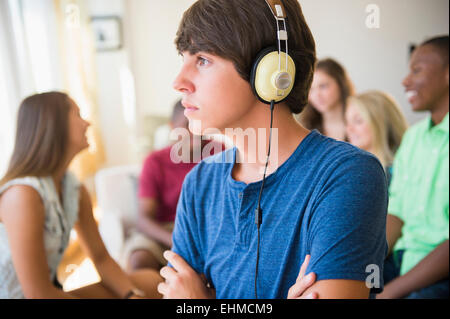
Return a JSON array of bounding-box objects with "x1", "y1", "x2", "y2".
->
[{"x1": 254, "y1": 99, "x2": 275, "y2": 299}]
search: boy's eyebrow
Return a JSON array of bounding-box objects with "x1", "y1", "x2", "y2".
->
[
  {"x1": 411, "y1": 58, "x2": 430, "y2": 67},
  {"x1": 196, "y1": 51, "x2": 211, "y2": 57},
  {"x1": 195, "y1": 51, "x2": 218, "y2": 59}
]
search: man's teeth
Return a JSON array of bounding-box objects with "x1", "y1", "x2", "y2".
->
[{"x1": 406, "y1": 91, "x2": 418, "y2": 99}]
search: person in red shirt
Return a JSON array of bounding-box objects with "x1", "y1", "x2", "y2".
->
[{"x1": 124, "y1": 100, "x2": 223, "y2": 271}]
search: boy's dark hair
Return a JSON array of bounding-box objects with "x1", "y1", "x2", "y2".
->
[
  {"x1": 175, "y1": 0, "x2": 317, "y2": 114},
  {"x1": 420, "y1": 35, "x2": 449, "y2": 66}
]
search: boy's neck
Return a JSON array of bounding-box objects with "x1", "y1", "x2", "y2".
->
[
  {"x1": 430, "y1": 93, "x2": 449, "y2": 125},
  {"x1": 229, "y1": 103, "x2": 310, "y2": 184}
]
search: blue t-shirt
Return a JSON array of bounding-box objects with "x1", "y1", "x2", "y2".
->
[{"x1": 172, "y1": 130, "x2": 388, "y2": 299}]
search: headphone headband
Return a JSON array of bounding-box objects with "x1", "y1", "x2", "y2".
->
[
  {"x1": 264, "y1": 0, "x2": 287, "y2": 19},
  {"x1": 264, "y1": 0, "x2": 288, "y2": 56},
  {"x1": 250, "y1": 0, "x2": 295, "y2": 104}
]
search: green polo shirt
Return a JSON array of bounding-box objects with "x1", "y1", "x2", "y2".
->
[{"x1": 389, "y1": 112, "x2": 449, "y2": 276}]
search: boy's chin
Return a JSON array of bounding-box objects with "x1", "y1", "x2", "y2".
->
[
  {"x1": 411, "y1": 102, "x2": 430, "y2": 112},
  {"x1": 188, "y1": 120, "x2": 220, "y2": 136},
  {"x1": 188, "y1": 125, "x2": 202, "y2": 136}
]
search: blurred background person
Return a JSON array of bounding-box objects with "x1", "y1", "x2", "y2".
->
[
  {"x1": 380, "y1": 35, "x2": 449, "y2": 299},
  {"x1": 124, "y1": 100, "x2": 224, "y2": 272},
  {"x1": 0, "y1": 92, "x2": 162, "y2": 299},
  {"x1": 345, "y1": 90, "x2": 409, "y2": 184},
  {"x1": 298, "y1": 58, "x2": 355, "y2": 141}
]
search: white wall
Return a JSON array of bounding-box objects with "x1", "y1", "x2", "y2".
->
[
  {"x1": 87, "y1": 0, "x2": 140, "y2": 167},
  {"x1": 124, "y1": 0, "x2": 195, "y2": 119},
  {"x1": 125, "y1": 0, "x2": 449, "y2": 125},
  {"x1": 300, "y1": 0, "x2": 450, "y2": 124}
]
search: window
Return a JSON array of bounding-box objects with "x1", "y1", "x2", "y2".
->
[{"x1": 0, "y1": 0, "x2": 63, "y2": 176}]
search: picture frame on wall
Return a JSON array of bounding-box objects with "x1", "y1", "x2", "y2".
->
[{"x1": 91, "y1": 16, "x2": 123, "y2": 52}]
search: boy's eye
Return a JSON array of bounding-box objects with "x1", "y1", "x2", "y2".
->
[
  {"x1": 197, "y1": 56, "x2": 211, "y2": 67},
  {"x1": 411, "y1": 64, "x2": 422, "y2": 74}
]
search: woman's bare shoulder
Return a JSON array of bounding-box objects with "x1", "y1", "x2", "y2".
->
[{"x1": 0, "y1": 185, "x2": 44, "y2": 222}]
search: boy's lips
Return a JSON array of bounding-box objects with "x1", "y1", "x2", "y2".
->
[
  {"x1": 405, "y1": 90, "x2": 418, "y2": 103},
  {"x1": 182, "y1": 101, "x2": 199, "y2": 116}
]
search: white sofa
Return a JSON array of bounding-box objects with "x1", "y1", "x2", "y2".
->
[
  {"x1": 95, "y1": 165, "x2": 142, "y2": 269},
  {"x1": 94, "y1": 119, "x2": 172, "y2": 269}
]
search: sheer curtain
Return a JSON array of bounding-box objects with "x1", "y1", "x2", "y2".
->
[
  {"x1": 0, "y1": 55, "x2": 15, "y2": 177},
  {"x1": 0, "y1": 0, "x2": 105, "y2": 181},
  {"x1": 53, "y1": 0, "x2": 105, "y2": 181},
  {"x1": 0, "y1": 0, "x2": 24, "y2": 177}
]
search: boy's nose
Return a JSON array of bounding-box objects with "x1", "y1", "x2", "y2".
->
[
  {"x1": 173, "y1": 67, "x2": 194, "y2": 94},
  {"x1": 402, "y1": 73, "x2": 412, "y2": 89}
]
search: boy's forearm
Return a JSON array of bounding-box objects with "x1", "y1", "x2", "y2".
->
[
  {"x1": 384, "y1": 240, "x2": 449, "y2": 298},
  {"x1": 137, "y1": 216, "x2": 172, "y2": 247},
  {"x1": 300, "y1": 279, "x2": 370, "y2": 299},
  {"x1": 386, "y1": 214, "x2": 404, "y2": 256}
]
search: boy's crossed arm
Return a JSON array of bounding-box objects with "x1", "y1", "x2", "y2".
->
[{"x1": 158, "y1": 251, "x2": 319, "y2": 299}]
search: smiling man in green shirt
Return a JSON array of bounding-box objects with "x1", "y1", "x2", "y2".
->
[{"x1": 379, "y1": 35, "x2": 449, "y2": 299}]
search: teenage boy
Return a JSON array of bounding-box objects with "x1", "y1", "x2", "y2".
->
[
  {"x1": 378, "y1": 36, "x2": 449, "y2": 299},
  {"x1": 158, "y1": 0, "x2": 388, "y2": 299}
]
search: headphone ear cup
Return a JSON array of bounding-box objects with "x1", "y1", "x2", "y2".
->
[
  {"x1": 250, "y1": 47, "x2": 276, "y2": 104},
  {"x1": 250, "y1": 46, "x2": 296, "y2": 104}
]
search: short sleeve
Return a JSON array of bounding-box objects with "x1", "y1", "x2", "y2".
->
[
  {"x1": 306, "y1": 154, "x2": 388, "y2": 292},
  {"x1": 387, "y1": 130, "x2": 411, "y2": 222},
  {"x1": 170, "y1": 169, "x2": 204, "y2": 274},
  {"x1": 138, "y1": 153, "x2": 162, "y2": 199}
]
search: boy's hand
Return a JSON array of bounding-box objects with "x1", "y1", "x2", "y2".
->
[
  {"x1": 158, "y1": 250, "x2": 215, "y2": 299},
  {"x1": 287, "y1": 255, "x2": 318, "y2": 299}
]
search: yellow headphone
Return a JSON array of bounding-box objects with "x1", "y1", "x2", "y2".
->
[
  {"x1": 251, "y1": 0, "x2": 297, "y2": 300},
  {"x1": 250, "y1": 0, "x2": 296, "y2": 104}
]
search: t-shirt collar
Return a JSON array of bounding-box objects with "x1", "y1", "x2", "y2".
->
[
  {"x1": 226, "y1": 130, "x2": 318, "y2": 192},
  {"x1": 428, "y1": 112, "x2": 449, "y2": 134}
]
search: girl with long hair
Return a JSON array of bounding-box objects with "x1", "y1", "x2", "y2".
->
[
  {"x1": 0, "y1": 92, "x2": 163, "y2": 299},
  {"x1": 345, "y1": 90, "x2": 409, "y2": 184},
  {"x1": 298, "y1": 58, "x2": 355, "y2": 141}
]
